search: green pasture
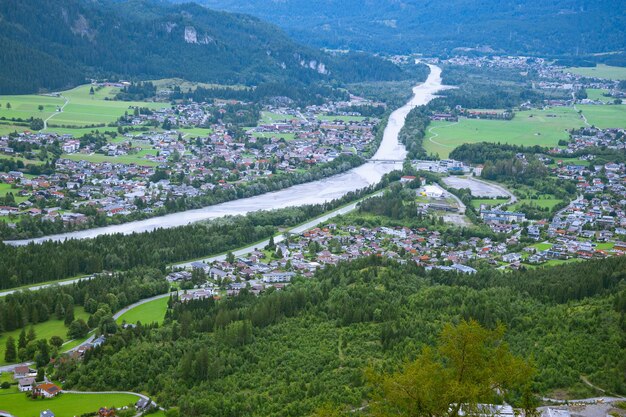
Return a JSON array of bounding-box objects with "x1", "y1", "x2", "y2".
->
[
  {"x1": 578, "y1": 104, "x2": 626, "y2": 128},
  {"x1": 251, "y1": 131, "x2": 296, "y2": 141},
  {"x1": 260, "y1": 111, "x2": 297, "y2": 124},
  {"x1": 316, "y1": 114, "x2": 367, "y2": 122},
  {"x1": 564, "y1": 64, "x2": 626, "y2": 80},
  {"x1": 61, "y1": 149, "x2": 159, "y2": 166},
  {"x1": 0, "y1": 84, "x2": 169, "y2": 132},
  {"x1": 424, "y1": 107, "x2": 585, "y2": 158},
  {"x1": 0, "y1": 388, "x2": 139, "y2": 417},
  {"x1": 585, "y1": 89, "x2": 614, "y2": 103},
  {"x1": 511, "y1": 197, "x2": 563, "y2": 211},
  {"x1": 116, "y1": 296, "x2": 168, "y2": 325}
]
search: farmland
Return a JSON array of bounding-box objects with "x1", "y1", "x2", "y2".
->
[
  {"x1": 585, "y1": 89, "x2": 614, "y2": 103},
  {"x1": 0, "y1": 388, "x2": 139, "y2": 417},
  {"x1": 260, "y1": 111, "x2": 297, "y2": 124},
  {"x1": 0, "y1": 307, "x2": 89, "y2": 366},
  {"x1": 315, "y1": 113, "x2": 367, "y2": 122},
  {"x1": 424, "y1": 107, "x2": 584, "y2": 158},
  {"x1": 0, "y1": 84, "x2": 169, "y2": 134},
  {"x1": 564, "y1": 64, "x2": 626, "y2": 80},
  {"x1": 579, "y1": 104, "x2": 626, "y2": 128},
  {"x1": 60, "y1": 149, "x2": 160, "y2": 167}
]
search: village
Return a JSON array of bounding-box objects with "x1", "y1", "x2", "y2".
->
[
  {"x1": 0, "y1": 96, "x2": 382, "y2": 226},
  {"x1": 166, "y1": 150, "x2": 626, "y2": 302}
]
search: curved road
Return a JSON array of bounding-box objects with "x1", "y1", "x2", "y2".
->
[{"x1": 6, "y1": 64, "x2": 447, "y2": 246}]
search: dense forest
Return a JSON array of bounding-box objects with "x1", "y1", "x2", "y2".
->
[
  {"x1": 55, "y1": 256, "x2": 626, "y2": 415},
  {"x1": 193, "y1": 0, "x2": 626, "y2": 58},
  {"x1": 0, "y1": 0, "x2": 413, "y2": 94}
]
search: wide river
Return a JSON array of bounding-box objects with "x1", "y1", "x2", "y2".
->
[{"x1": 7, "y1": 65, "x2": 446, "y2": 245}]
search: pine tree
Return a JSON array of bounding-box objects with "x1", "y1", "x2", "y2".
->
[
  {"x1": 4, "y1": 336, "x2": 16, "y2": 363},
  {"x1": 18, "y1": 328, "x2": 27, "y2": 349},
  {"x1": 27, "y1": 326, "x2": 36, "y2": 343},
  {"x1": 64, "y1": 305, "x2": 75, "y2": 326}
]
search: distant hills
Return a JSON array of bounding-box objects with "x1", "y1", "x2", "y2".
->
[
  {"x1": 191, "y1": 0, "x2": 626, "y2": 58},
  {"x1": 0, "y1": 0, "x2": 408, "y2": 94}
]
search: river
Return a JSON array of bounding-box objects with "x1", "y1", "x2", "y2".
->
[{"x1": 6, "y1": 64, "x2": 446, "y2": 245}]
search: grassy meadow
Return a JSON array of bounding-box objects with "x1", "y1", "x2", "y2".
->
[
  {"x1": 579, "y1": 104, "x2": 626, "y2": 128},
  {"x1": 585, "y1": 89, "x2": 614, "y2": 103},
  {"x1": 0, "y1": 84, "x2": 169, "y2": 135},
  {"x1": 424, "y1": 107, "x2": 584, "y2": 158},
  {"x1": 0, "y1": 388, "x2": 139, "y2": 417},
  {"x1": 564, "y1": 64, "x2": 626, "y2": 80},
  {"x1": 61, "y1": 149, "x2": 160, "y2": 167},
  {"x1": 116, "y1": 296, "x2": 168, "y2": 325}
]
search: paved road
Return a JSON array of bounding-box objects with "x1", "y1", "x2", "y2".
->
[
  {"x1": 0, "y1": 275, "x2": 94, "y2": 298},
  {"x1": 176, "y1": 192, "x2": 382, "y2": 267},
  {"x1": 113, "y1": 292, "x2": 172, "y2": 321},
  {"x1": 62, "y1": 390, "x2": 157, "y2": 416}
]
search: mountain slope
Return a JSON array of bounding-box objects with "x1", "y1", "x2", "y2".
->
[
  {"x1": 0, "y1": 0, "x2": 406, "y2": 94},
  {"x1": 191, "y1": 0, "x2": 626, "y2": 57}
]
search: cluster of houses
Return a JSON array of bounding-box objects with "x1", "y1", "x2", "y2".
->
[
  {"x1": 176, "y1": 223, "x2": 546, "y2": 297},
  {"x1": 6, "y1": 360, "x2": 155, "y2": 417},
  {"x1": 554, "y1": 127, "x2": 626, "y2": 155},
  {"x1": 0, "y1": 96, "x2": 381, "y2": 227},
  {"x1": 11, "y1": 365, "x2": 60, "y2": 398}
]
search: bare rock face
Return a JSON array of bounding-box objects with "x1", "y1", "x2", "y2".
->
[
  {"x1": 71, "y1": 14, "x2": 95, "y2": 41},
  {"x1": 184, "y1": 26, "x2": 198, "y2": 43},
  {"x1": 165, "y1": 22, "x2": 177, "y2": 34},
  {"x1": 184, "y1": 26, "x2": 214, "y2": 45}
]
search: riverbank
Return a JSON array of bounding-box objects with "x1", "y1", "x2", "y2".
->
[{"x1": 6, "y1": 65, "x2": 446, "y2": 246}]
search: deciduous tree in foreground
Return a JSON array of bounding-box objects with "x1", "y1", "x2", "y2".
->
[{"x1": 367, "y1": 320, "x2": 535, "y2": 417}]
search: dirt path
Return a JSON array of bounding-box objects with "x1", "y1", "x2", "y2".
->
[
  {"x1": 426, "y1": 121, "x2": 459, "y2": 150},
  {"x1": 43, "y1": 95, "x2": 69, "y2": 130}
]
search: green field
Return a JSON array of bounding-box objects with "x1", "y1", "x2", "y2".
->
[
  {"x1": 565, "y1": 64, "x2": 626, "y2": 80},
  {"x1": 511, "y1": 197, "x2": 563, "y2": 211},
  {"x1": 316, "y1": 114, "x2": 367, "y2": 122},
  {"x1": 61, "y1": 149, "x2": 160, "y2": 166},
  {"x1": 178, "y1": 127, "x2": 214, "y2": 137},
  {"x1": 251, "y1": 131, "x2": 296, "y2": 141},
  {"x1": 0, "y1": 389, "x2": 139, "y2": 417},
  {"x1": 471, "y1": 198, "x2": 509, "y2": 209},
  {"x1": 260, "y1": 111, "x2": 297, "y2": 124},
  {"x1": 0, "y1": 307, "x2": 89, "y2": 366},
  {"x1": 585, "y1": 89, "x2": 614, "y2": 103},
  {"x1": 548, "y1": 157, "x2": 589, "y2": 168},
  {"x1": 116, "y1": 296, "x2": 168, "y2": 325},
  {"x1": 0, "y1": 84, "x2": 169, "y2": 134},
  {"x1": 424, "y1": 107, "x2": 584, "y2": 158},
  {"x1": 579, "y1": 104, "x2": 626, "y2": 128}
]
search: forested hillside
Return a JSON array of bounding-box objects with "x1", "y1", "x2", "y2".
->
[
  {"x1": 59, "y1": 256, "x2": 626, "y2": 415},
  {"x1": 194, "y1": 0, "x2": 626, "y2": 59},
  {"x1": 0, "y1": 0, "x2": 408, "y2": 94}
]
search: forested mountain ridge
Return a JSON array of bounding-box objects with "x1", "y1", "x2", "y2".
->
[
  {"x1": 0, "y1": 0, "x2": 407, "y2": 94},
  {"x1": 191, "y1": 0, "x2": 626, "y2": 58}
]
